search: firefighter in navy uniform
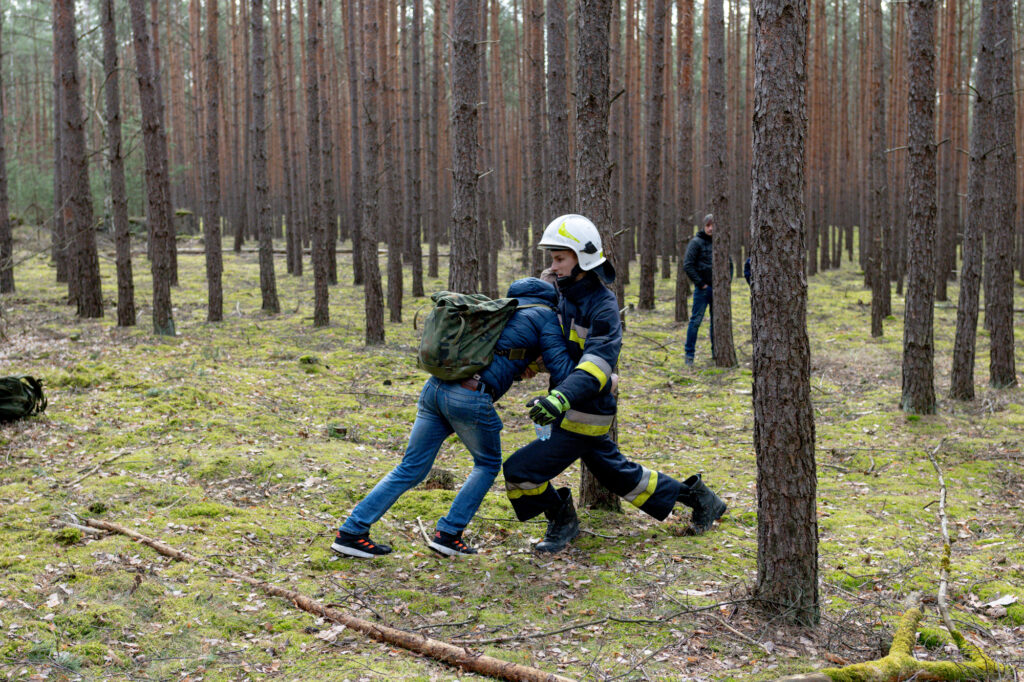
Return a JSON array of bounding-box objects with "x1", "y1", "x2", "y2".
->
[{"x1": 502, "y1": 214, "x2": 727, "y2": 553}]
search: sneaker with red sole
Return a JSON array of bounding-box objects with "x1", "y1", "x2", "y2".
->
[
  {"x1": 428, "y1": 529, "x2": 478, "y2": 556},
  {"x1": 330, "y1": 531, "x2": 392, "y2": 558}
]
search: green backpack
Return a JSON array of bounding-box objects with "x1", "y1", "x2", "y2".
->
[
  {"x1": 0, "y1": 376, "x2": 47, "y2": 422},
  {"x1": 417, "y1": 292, "x2": 528, "y2": 381}
]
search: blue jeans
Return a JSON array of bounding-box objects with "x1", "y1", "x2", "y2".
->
[
  {"x1": 339, "y1": 377, "x2": 503, "y2": 536},
  {"x1": 684, "y1": 286, "x2": 714, "y2": 360}
]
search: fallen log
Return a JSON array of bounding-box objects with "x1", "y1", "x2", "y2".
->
[{"x1": 76, "y1": 517, "x2": 574, "y2": 682}]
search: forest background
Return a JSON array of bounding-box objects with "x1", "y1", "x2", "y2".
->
[{"x1": 0, "y1": 0, "x2": 1023, "y2": 679}]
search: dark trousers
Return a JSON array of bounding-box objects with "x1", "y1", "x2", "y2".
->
[
  {"x1": 684, "y1": 285, "x2": 714, "y2": 360},
  {"x1": 503, "y1": 425, "x2": 682, "y2": 522}
]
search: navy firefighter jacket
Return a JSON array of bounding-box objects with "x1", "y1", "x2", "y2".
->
[
  {"x1": 550, "y1": 273, "x2": 619, "y2": 437},
  {"x1": 477, "y1": 277, "x2": 574, "y2": 400}
]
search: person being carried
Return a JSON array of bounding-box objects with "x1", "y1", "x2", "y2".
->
[
  {"x1": 502, "y1": 214, "x2": 727, "y2": 554},
  {"x1": 332, "y1": 277, "x2": 574, "y2": 559}
]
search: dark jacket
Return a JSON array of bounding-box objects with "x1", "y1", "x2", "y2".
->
[
  {"x1": 478, "y1": 278, "x2": 574, "y2": 400},
  {"x1": 684, "y1": 231, "x2": 713, "y2": 288},
  {"x1": 550, "y1": 273, "x2": 618, "y2": 436},
  {"x1": 743, "y1": 257, "x2": 751, "y2": 285}
]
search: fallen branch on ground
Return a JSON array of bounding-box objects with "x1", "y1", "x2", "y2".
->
[
  {"x1": 74, "y1": 517, "x2": 574, "y2": 682},
  {"x1": 772, "y1": 607, "x2": 1009, "y2": 681}
]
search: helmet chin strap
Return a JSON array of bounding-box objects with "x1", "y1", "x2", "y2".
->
[{"x1": 556, "y1": 264, "x2": 586, "y2": 289}]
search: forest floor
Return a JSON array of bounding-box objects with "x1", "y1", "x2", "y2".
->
[{"x1": 1, "y1": 231, "x2": 1022, "y2": 682}]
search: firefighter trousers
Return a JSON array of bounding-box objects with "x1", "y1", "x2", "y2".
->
[{"x1": 502, "y1": 425, "x2": 682, "y2": 521}]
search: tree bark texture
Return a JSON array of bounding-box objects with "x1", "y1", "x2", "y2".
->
[
  {"x1": 361, "y1": 0, "x2": 386, "y2": 344},
  {"x1": 130, "y1": 0, "x2": 175, "y2": 334},
  {"x1": 321, "y1": 0, "x2": 339, "y2": 286},
  {"x1": 0, "y1": 13, "x2": 13, "y2": 294},
  {"x1": 51, "y1": 30, "x2": 68, "y2": 286},
  {"x1": 56, "y1": 0, "x2": 103, "y2": 319},
  {"x1": 204, "y1": 0, "x2": 225, "y2": 322},
  {"x1": 899, "y1": 0, "x2": 937, "y2": 415},
  {"x1": 409, "y1": 0, "x2": 425, "y2": 297},
  {"x1": 305, "y1": 0, "x2": 328, "y2": 327},
  {"x1": 546, "y1": 0, "x2": 570, "y2": 218},
  {"x1": 574, "y1": 0, "x2": 621, "y2": 513},
  {"x1": 867, "y1": 0, "x2": 888, "y2": 338},
  {"x1": 269, "y1": 0, "x2": 296, "y2": 277},
  {"x1": 949, "y1": 5, "x2": 993, "y2": 401},
  {"x1": 102, "y1": 0, "x2": 135, "y2": 324},
  {"x1": 638, "y1": 0, "x2": 666, "y2": 311},
  {"x1": 982, "y1": 0, "x2": 1017, "y2": 389},
  {"x1": 528, "y1": 0, "x2": 546, "y2": 276},
  {"x1": 449, "y1": 0, "x2": 480, "y2": 292},
  {"x1": 251, "y1": 0, "x2": 280, "y2": 314},
  {"x1": 750, "y1": 0, "x2": 819, "y2": 626},
  {"x1": 385, "y1": 0, "x2": 404, "y2": 321},
  {"x1": 707, "y1": 0, "x2": 736, "y2": 366},
  {"x1": 342, "y1": 0, "x2": 365, "y2": 286},
  {"x1": 674, "y1": 0, "x2": 695, "y2": 324}
]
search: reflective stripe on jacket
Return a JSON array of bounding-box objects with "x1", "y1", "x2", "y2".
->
[{"x1": 552, "y1": 273, "x2": 618, "y2": 436}]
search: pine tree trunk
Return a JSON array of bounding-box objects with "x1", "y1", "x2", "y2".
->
[
  {"x1": 319, "y1": 0, "x2": 338, "y2": 287},
  {"x1": 342, "y1": 0, "x2": 364, "y2": 285},
  {"x1": 476, "y1": 7, "x2": 496, "y2": 298},
  {"x1": 449, "y1": 0, "x2": 480, "y2": 292},
  {"x1": 130, "y1": 0, "x2": 176, "y2": 334},
  {"x1": 900, "y1": 0, "x2": 937, "y2": 414},
  {"x1": 574, "y1": 0, "x2": 621, "y2": 513},
  {"x1": 545, "y1": 0, "x2": 570, "y2": 221},
  {"x1": 251, "y1": 0, "x2": 280, "y2": 314},
  {"x1": 982, "y1": 0, "x2": 1017, "y2": 388},
  {"x1": 707, "y1": 0, "x2": 736, "y2": 367},
  {"x1": 868, "y1": 0, "x2": 888, "y2": 338},
  {"x1": 101, "y1": 0, "x2": 135, "y2": 324},
  {"x1": 750, "y1": 0, "x2": 818, "y2": 626},
  {"x1": 270, "y1": 0, "x2": 296, "y2": 277},
  {"x1": 56, "y1": 0, "x2": 103, "y2": 319},
  {"x1": 527, "y1": 0, "x2": 546, "y2": 276},
  {"x1": 361, "y1": 0, "x2": 386, "y2": 344},
  {"x1": 409, "y1": 0, "x2": 425, "y2": 296},
  {"x1": 0, "y1": 13, "x2": 14, "y2": 294},
  {"x1": 426, "y1": 0, "x2": 443, "y2": 279},
  {"x1": 384, "y1": 0, "x2": 404, "y2": 321},
  {"x1": 305, "y1": 0, "x2": 328, "y2": 326},
  {"x1": 204, "y1": 0, "x2": 224, "y2": 321},
  {"x1": 638, "y1": 0, "x2": 666, "y2": 311},
  {"x1": 51, "y1": 36, "x2": 69, "y2": 287},
  {"x1": 149, "y1": 0, "x2": 179, "y2": 286},
  {"x1": 674, "y1": 0, "x2": 695, "y2": 324},
  {"x1": 286, "y1": 0, "x2": 304, "y2": 276}
]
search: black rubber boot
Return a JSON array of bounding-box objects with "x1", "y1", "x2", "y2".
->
[
  {"x1": 534, "y1": 487, "x2": 580, "y2": 553},
  {"x1": 677, "y1": 473, "x2": 726, "y2": 534}
]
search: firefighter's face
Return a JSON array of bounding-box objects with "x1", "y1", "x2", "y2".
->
[{"x1": 549, "y1": 250, "x2": 578, "y2": 278}]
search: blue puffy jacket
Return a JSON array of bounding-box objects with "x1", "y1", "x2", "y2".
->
[{"x1": 477, "y1": 278, "x2": 574, "y2": 400}]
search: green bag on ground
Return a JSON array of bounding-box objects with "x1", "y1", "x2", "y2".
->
[
  {"x1": 0, "y1": 376, "x2": 47, "y2": 421},
  {"x1": 416, "y1": 292, "x2": 520, "y2": 380}
]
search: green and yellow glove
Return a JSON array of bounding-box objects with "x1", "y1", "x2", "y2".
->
[{"x1": 526, "y1": 390, "x2": 570, "y2": 426}]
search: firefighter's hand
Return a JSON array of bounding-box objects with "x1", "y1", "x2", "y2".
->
[{"x1": 527, "y1": 390, "x2": 570, "y2": 426}]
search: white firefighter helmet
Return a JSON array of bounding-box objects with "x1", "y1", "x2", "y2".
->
[{"x1": 537, "y1": 214, "x2": 606, "y2": 272}]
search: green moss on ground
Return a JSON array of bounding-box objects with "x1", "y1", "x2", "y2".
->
[{"x1": 1, "y1": 239, "x2": 1021, "y2": 680}]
